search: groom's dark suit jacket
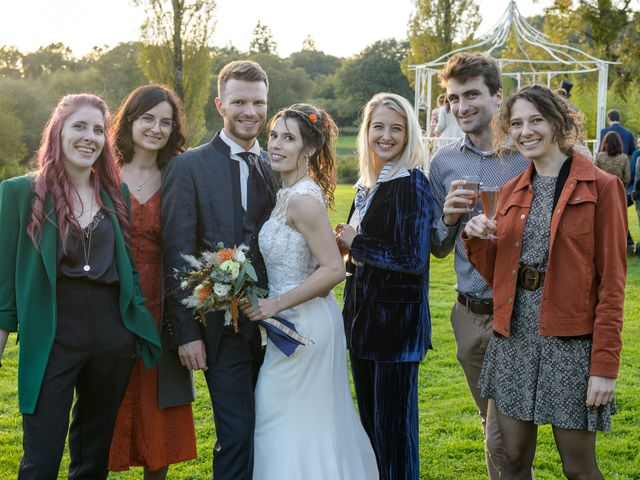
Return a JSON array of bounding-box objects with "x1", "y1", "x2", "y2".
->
[{"x1": 162, "y1": 132, "x2": 278, "y2": 362}]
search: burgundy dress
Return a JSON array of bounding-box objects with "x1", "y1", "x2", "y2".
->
[{"x1": 109, "y1": 189, "x2": 197, "y2": 471}]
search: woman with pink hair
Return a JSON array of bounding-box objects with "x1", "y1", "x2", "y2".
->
[{"x1": 0, "y1": 93, "x2": 161, "y2": 479}]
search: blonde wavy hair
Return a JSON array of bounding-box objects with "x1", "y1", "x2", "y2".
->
[{"x1": 356, "y1": 93, "x2": 424, "y2": 189}]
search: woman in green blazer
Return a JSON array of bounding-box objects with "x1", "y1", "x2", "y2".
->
[{"x1": 0, "y1": 93, "x2": 162, "y2": 479}]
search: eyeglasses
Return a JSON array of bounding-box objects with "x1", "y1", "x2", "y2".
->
[{"x1": 137, "y1": 114, "x2": 175, "y2": 132}]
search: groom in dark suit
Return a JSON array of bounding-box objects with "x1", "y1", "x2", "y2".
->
[{"x1": 162, "y1": 60, "x2": 277, "y2": 480}]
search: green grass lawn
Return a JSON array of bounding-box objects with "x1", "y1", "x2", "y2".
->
[
  {"x1": 336, "y1": 134, "x2": 358, "y2": 156},
  {"x1": 1, "y1": 185, "x2": 639, "y2": 479}
]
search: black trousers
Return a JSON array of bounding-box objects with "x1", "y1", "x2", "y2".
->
[
  {"x1": 19, "y1": 279, "x2": 136, "y2": 480},
  {"x1": 203, "y1": 328, "x2": 255, "y2": 480},
  {"x1": 350, "y1": 353, "x2": 420, "y2": 480}
]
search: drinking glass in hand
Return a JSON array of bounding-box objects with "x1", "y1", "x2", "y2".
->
[
  {"x1": 458, "y1": 175, "x2": 481, "y2": 210},
  {"x1": 335, "y1": 224, "x2": 353, "y2": 276},
  {"x1": 480, "y1": 186, "x2": 500, "y2": 239}
]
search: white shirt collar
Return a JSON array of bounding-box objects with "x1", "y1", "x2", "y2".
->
[{"x1": 219, "y1": 129, "x2": 261, "y2": 157}]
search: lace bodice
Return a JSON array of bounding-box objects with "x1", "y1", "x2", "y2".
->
[{"x1": 258, "y1": 179, "x2": 327, "y2": 298}]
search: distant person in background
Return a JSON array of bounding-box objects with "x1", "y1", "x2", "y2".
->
[
  {"x1": 434, "y1": 96, "x2": 464, "y2": 148},
  {"x1": 337, "y1": 92, "x2": 433, "y2": 480},
  {"x1": 109, "y1": 85, "x2": 196, "y2": 480},
  {"x1": 429, "y1": 94, "x2": 445, "y2": 138},
  {"x1": 600, "y1": 109, "x2": 635, "y2": 252},
  {"x1": 600, "y1": 109, "x2": 635, "y2": 157},
  {"x1": 632, "y1": 138, "x2": 640, "y2": 255},
  {"x1": 556, "y1": 79, "x2": 578, "y2": 112},
  {"x1": 595, "y1": 131, "x2": 630, "y2": 185}
]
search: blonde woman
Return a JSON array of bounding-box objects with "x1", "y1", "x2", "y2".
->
[{"x1": 336, "y1": 93, "x2": 434, "y2": 480}]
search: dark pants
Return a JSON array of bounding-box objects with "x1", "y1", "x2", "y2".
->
[
  {"x1": 349, "y1": 353, "x2": 420, "y2": 480},
  {"x1": 203, "y1": 328, "x2": 256, "y2": 480},
  {"x1": 19, "y1": 279, "x2": 135, "y2": 480}
]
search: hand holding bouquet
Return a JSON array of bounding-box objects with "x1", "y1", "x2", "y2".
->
[{"x1": 175, "y1": 243, "x2": 267, "y2": 333}]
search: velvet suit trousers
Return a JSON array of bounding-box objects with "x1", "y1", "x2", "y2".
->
[
  {"x1": 349, "y1": 353, "x2": 420, "y2": 480},
  {"x1": 19, "y1": 279, "x2": 136, "y2": 480}
]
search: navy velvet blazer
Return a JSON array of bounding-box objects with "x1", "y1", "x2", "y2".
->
[{"x1": 342, "y1": 169, "x2": 434, "y2": 362}]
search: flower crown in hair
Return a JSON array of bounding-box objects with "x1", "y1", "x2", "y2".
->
[
  {"x1": 307, "y1": 112, "x2": 330, "y2": 128},
  {"x1": 287, "y1": 108, "x2": 329, "y2": 129}
]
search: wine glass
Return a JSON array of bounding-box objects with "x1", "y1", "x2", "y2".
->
[{"x1": 480, "y1": 186, "x2": 500, "y2": 239}]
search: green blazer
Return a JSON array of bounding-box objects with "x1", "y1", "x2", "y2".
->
[{"x1": 0, "y1": 175, "x2": 162, "y2": 414}]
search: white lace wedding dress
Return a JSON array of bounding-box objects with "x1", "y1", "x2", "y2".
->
[{"x1": 253, "y1": 179, "x2": 378, "y2": 480}]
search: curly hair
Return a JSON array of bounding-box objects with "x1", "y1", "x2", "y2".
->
[
  {"x1": 28, "y1": 93, "x2": 128, "y2": 249},
  {"x1": 493, "y1": 85, "x2": 584, "y2": 155},
  {"x1": 268, "y1": 103, "x2": 338, "y2": 207},
  {"x1": 111, "y1": 84, "x2": 186, "y2": 169}
]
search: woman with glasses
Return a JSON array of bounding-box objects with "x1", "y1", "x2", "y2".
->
[{"x1": 108, "y1": 85, "x2": 197, "y2": 480}]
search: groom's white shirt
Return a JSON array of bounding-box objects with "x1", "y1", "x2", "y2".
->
[{"x1": 219, "y1": 129, "x2": 262, "y2": 211}]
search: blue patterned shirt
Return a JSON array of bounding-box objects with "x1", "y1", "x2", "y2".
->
[{"x1": 429, "y1": 136, "x2": 529, "y2": 300}]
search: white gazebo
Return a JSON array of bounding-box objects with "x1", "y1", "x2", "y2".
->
[{"x1": 412, "y1": 0, "x2": 618, "y2": 162}]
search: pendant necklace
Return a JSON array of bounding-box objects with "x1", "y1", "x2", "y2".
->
[
  {"x1": 125, "y1": 165, "x2": 157, "y2": 192},
  {"x1": 79, "y1": 194, "x2": 95, "y2": 272}
]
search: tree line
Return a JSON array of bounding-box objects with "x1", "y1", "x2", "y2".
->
[{"x1": 2, "y1": 0, "x2": 640, "y2": 179}]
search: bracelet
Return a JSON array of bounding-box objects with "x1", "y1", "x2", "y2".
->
[{"x1": 276, "y1": 296, "x2": 282, "y2": 312}]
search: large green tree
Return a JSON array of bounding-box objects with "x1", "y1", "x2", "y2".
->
[
  {"x1": 405, "y1": 0, "x2": 481, "y2": 75},
  {"x1": 0, "y1": 46, "x2": 23, "y2": 78},
  {"x1": 134, "y1": 0, "x2": 216, "y2": 145},
  {"x1": 329, "y1": 39, "x2": 414, "y2": 126},
  {"x1": 22, "y1": 43, "x2": 78, "y2": 78},
  {"x1": 0, "y1": 93, "x2": 27, "y2": 179}
]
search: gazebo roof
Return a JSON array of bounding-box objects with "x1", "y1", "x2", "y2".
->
[
  {"x1": 412, "y1": 0, "x2": 615, "y2": 157},
  {"x1": 412, "y1": 0, "x2": 615, "y2": 74}
]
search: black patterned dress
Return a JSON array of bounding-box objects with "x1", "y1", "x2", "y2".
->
[{"x1": 478, "y1": 174, "x2": 617, "y2": 432}]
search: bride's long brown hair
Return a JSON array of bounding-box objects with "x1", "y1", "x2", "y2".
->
[{"x1": 268, "y1": 104, "x2": 338, "y2": 207}]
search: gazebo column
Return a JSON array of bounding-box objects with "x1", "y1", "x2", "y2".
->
[{"x1": 596, "y1": 61, "x2": 609, "y2": 151}]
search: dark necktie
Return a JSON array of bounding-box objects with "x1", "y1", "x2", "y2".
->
[{"x1": 237, "y1": 152, "x2": 261, "y2": 243}]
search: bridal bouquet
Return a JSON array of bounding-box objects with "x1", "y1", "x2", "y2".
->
[
  {"x1": 175, "y1": 243, "x2": 313, "y2": 356},
  {"x1": 175, "y1": 243, "x2": 267, "y2": 333}
]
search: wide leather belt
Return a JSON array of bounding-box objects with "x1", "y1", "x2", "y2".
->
[
  {"x1": 518, "y1": 264, "x2": 546, "y2": 291},
  {"x1": 457, "y1": 293, "x2": 493, "y2": 315}
]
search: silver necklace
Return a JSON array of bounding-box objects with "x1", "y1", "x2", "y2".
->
[
  {"x1": 80, "y1": 224, "x2": 93, "y2": 272},
  {"x1": 125, "y1": 165, "x2": 158, "y2": 192},
  {"x1": 79, "y1": 195, "x2": 95, "y2": 272}
]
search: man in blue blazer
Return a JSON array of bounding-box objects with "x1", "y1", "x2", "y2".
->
[
  {"x1": 600, "y1": 109, "x2": 635, "y2": 157},
  {"x1": 162, "y1": 60, "x2": 277, "y2": 480}
]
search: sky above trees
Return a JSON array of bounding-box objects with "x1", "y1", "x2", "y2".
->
[{"x1": 1, "y1": 0, "x2": 551, "y2": 58}]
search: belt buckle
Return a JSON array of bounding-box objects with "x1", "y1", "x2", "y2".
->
[{"x1": 519, "y1": 265, "x2": 540, "y2": 291}]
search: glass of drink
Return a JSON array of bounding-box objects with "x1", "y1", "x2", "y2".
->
[
  {"x1": 460, "y1": 175, "x2": 481, "y2": 209},
  {"x1": 335, "y1": 224, "x2": 353, "y2": 276},
  {"x1": 480, "y1": 186, "x2": 500, "y2": 239}
]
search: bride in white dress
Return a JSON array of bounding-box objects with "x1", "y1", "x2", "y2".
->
[{"x1": 242, "y1": 104, "x2": 378, "y2": 480}]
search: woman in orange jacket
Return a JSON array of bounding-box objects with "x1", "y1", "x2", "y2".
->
[{"x1": 463, "y1": 85, "x2": 626, "y2": 479}]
